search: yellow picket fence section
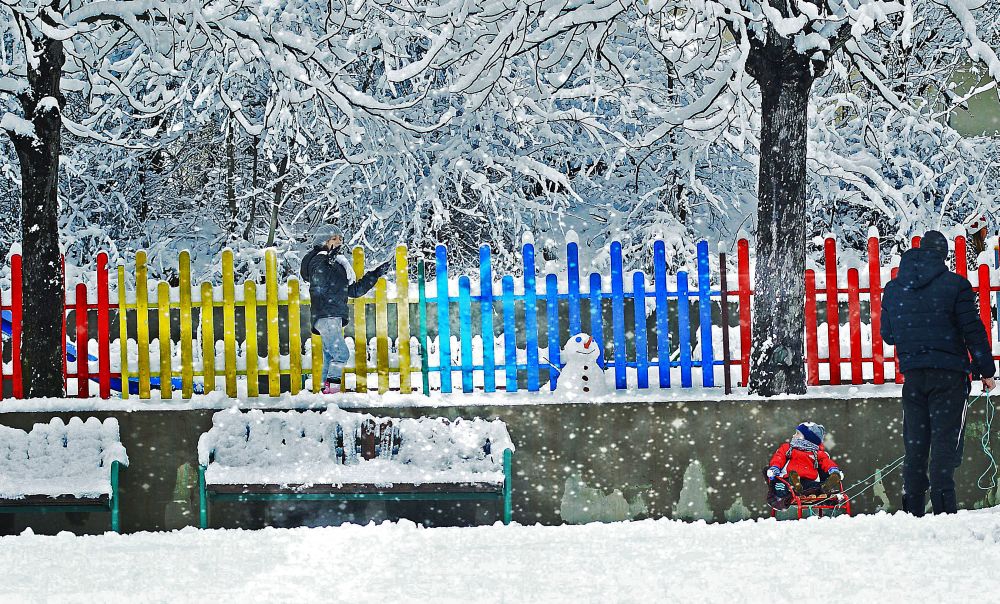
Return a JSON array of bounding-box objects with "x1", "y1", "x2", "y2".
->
[{"x1": 115, "y1": 246, "x2": 416, "y2": 399}]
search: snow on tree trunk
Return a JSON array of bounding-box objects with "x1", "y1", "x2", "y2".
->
[
  {"x1": 11, "y1": 27, "x2": 66, "y2": 398},
  {"x1": 747, "y1": 48, "x2": 815, "y2": 397}
]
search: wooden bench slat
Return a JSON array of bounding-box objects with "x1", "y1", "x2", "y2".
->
[{"x1": 207, "y1": 482, "x2": 503, "y2": 495}]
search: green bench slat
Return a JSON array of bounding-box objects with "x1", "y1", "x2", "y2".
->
[{"x1": 199, "y1": 449, "x2": 513, "y2": 528}]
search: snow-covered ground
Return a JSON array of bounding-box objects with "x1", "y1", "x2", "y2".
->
[{"x1": 3, "y1": 509, "x2": 999, "y2": 603}]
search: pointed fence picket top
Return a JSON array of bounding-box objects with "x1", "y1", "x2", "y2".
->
[{"x1": 0, "y1": 233, "x2": 997, "y2": 401}]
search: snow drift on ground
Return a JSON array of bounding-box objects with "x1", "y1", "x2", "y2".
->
[{"x1": 2, "y1": 508, "x2": 999, "y2": 603}]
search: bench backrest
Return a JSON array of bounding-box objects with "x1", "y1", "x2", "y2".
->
[
  {"x1": 0, "y1": 417, "x2": 128, "y2": 479},
  {"x1": 199, "y1": 409, "x2": 342, "y2": 467},
  {"x1": 199, "y1": 407, "x2": 514, "y2": 474}
]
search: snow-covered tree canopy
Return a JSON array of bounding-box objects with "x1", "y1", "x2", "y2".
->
[{"x1": 0, "y1": 0, "x2": 997, "y2": 282}]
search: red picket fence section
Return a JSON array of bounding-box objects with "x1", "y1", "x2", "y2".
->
[
  {"x1": 1, "y1": 234, "x2": 998, "y2": 399},
  {"x1": 1, "y1": 252, "x2": 121, "y2": 401},
  {"x1": 728, "y1": 234, "x2": 999, "y2": 388}
]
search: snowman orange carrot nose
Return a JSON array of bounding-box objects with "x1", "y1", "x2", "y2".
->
[{"x1": 584, "y1": 336, "x2": 593, "y2": 349}]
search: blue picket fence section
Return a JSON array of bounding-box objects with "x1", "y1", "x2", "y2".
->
[{"x1": 417, "y1": 237, "x2": 730, "y2": 395}]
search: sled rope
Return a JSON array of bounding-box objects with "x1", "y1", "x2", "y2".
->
[
  {"x1": 840, "y1": 455, "x2": 905, "y2": 497},
  {"x1": 841, "y1": 392, "x2": 997, "y2": 500},
  {"x1": 969, "y1": 392, "x2": 997, "y2": 492}
]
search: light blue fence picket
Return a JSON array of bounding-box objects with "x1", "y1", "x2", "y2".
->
[
  {"x1": 546, "y1": 273, "x2": 560, "y2": 391},
  {"x1": 502, "y1": 275, "x2": 517, "y2": 392},
  {"x1": 479, "y1": 245, "x2": 496, "y2": 393},
  {"x1": 458, "y1": 276, "x2": 473, "y2": 393},
  {"x1": 435, "y1": 245, "x2": 452, "y2": 393}
]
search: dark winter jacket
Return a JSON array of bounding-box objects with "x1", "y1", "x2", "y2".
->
[
  {"x1": 880, "y1": 248, "x2": 996, "y2": 378},
  {"x1": 768, "y1": 443, "x2": 839, "y2": 482},
  {"x1": 304, "y1": 246, "x2": 387, "y2": 326}
]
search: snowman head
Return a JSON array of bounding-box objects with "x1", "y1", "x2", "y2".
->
[{"x1": 563, "y1": 333, "x2": 602, "y2": 364}]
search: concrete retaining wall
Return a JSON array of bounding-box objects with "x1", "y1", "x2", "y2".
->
[{"x1": 1, "y1": 396, "x2": 996, "y2": 534}]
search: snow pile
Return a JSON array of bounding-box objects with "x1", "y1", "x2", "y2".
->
[
  {"x1": 3, "y1": 510, "x2": 1000, "y2": 601},
  {"x1": 0, "y1": 417, "x2": 128, "y2": 499},
  {"x1": 198, "y1": 406, "x2": 514, "y2": 487}
]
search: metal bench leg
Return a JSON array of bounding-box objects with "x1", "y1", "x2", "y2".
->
[
  {"x1": 111, "y1": 461, "x2": 121, "y2": 533},
  {"x1": 198, "y1": 465, "x2": 209, "y2": 529},
  {"x1": 503, "y1": 449, "x2": 512, "y2": 525}
]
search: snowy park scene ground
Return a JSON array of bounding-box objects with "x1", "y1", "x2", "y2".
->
[
  {"x1": 3, "y1": 0, "x2": 1000, "y2": 602},
  {"x1": 3, "y1": 510, "x2": 1000, "y2": 603}
]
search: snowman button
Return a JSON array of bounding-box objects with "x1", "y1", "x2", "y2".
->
[
  {"x1": 583, "y1": 365, "x2": 589, "y2": 370},
  {"x1": 583, "y1": 387, "x2": 590, "y2": 393},
  {"x1": 582, "y1": 375, "x2": 589, "y2": 381}
]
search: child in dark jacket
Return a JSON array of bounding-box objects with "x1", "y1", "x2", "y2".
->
[{"x1": 766, "y1": 422, "x2": 843, "y2": 507}]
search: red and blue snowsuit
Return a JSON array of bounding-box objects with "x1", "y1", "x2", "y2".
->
[{"x1": 768, "y1": 442, "x2": 840, "y2": 482}]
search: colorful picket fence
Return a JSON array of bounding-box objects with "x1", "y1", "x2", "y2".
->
[
  {"x1": 417, "y1": 238, "x2": 729, "y2": 394},
  {"x1": 0, "y1": 233, "x2": 998, "y2": 400}
]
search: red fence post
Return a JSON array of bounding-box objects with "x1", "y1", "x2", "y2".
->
[
  {"x1": 11, "y1": 254, "x2": 23, "y2": 398},
  {"x1": 824, "y1": 238, "x2": 841, "y2": 385},
  {"x1": 979, "y1": 264, "x2": 992, "y2": 343},
  {"x1": 911, "y1": 236, "x2": 921, "y2": 249},
  {"x1": 848, "y1": 268, "x2": 862, "y2": 385},
  {"x1": 805, "y1": 270, "x2": 819, "y2": 386},
  {"x1": 738, "y1": 239, "x2": 751, "y2": 387},
  {"x1": 868, "y1": 236, "x2": 884, "y2": 384},
  {"x1": 955, "y1": 236, "x2": 967, "y2": 277},
  {"x1": 97, "y1": 253, "x2": 111, "y2": 399},
  {"x1": 76, "y1": 283, "x2": 89, "y2": 398}
]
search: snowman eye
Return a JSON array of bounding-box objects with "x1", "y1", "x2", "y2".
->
[{"x1": 575, "y1": 337, "x2": 582, "y2": 343}]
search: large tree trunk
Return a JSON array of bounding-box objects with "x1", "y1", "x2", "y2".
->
[
  {"x1": 746, "y1": 47, "x2": 816, "y2": 396},
  {"x1": 10, "y1": 23, "x2": 66, "y2": 397}
]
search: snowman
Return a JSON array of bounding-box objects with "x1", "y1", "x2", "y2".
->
[{"x1": 555, "y1": 333, "x2": 611, "y2": 397}]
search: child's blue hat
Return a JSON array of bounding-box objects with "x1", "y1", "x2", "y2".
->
[{"x1": 796, "y1": 422, "x2": 825, "y2": 446}]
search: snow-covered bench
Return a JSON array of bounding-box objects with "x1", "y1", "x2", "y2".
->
[
  {"x1": 0, "y1": 417, "x2": 128, "y2": 533},
  {"x1": 197, "y1": 407, "x2": 514, "y2": 528}
]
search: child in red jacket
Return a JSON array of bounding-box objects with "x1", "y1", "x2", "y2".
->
[{"x1": 766, "y1": 422, "x2": 843, "y2": 507}]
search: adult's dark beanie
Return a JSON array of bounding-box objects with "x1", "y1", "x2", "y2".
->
[{"x1": 921, "y1": 230, "x2": 949, "y2": 260}]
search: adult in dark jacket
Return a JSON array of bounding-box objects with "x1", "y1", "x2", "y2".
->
[
  {"x1": 880, "y1": 230, "x2": 996, "y2": 516},
  {"x1": 303, "y1": 226, "x2": 390, "y2": 390}
]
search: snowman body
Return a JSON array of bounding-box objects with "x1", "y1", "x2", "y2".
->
[{"x1": 556, "y1": 333, "x2": 611, "y2": 397}]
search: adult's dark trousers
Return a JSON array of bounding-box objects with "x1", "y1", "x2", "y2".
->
[{"x1": 901, "y1": 368, "x2": 970, "y2": 515}]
